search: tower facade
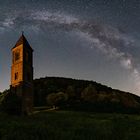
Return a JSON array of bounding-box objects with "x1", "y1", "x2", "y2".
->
[{"x1": 10, "y1": 33, "x2": 33, "y2": 115}]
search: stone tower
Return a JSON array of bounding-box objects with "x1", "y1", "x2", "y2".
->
[{"x1": 10, "y1": 33, "x2": 33, "y2": 115}]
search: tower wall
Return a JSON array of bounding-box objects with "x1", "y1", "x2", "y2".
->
[
  {"x1": 11, "y1": 44, "x2": 23, "y2": 86},
  {"x1": 10, "y1": 34, "x2": 34, "y2": 115}
]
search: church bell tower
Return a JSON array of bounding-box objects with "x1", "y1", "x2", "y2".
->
[{"x1": 10, "y1": 33, "x2": 33, "y2": 115}]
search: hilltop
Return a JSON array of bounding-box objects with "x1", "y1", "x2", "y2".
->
[{"x1": 34, "y1": 76, "x2": 140, "y2": 114}]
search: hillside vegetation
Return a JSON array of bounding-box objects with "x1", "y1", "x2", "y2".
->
[{"x1": 34, "y1": 77, "x2": 140, "y2": 114}]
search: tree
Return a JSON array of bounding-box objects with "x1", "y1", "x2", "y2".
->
[
  {"x1": 47, "y1": 92, "x2": 68, "y2": 109},
  {"x1": 0, "y1": 90, "x2": 9, "y2": 105},
  {"x1": 81, "y1": 84, "x2": 98, "y2": 102},
  {"x1": 1, "y1": 92, "x2": 22, "y2": 115},
  {"x1": 66, "y1": 85, "x2": 75, "y2": 99}
]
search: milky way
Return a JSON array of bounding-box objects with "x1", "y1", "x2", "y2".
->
[{"x1": 0, "y1": 0, "x2": 140, "y2": 95}]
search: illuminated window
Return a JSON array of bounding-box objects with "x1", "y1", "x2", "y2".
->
[
  {"x1": 15, "y1": 72, "x2": 18, "y2": 80},
  {"x1": 14, "y1": 51, "x2": 20, "y2": 62}
]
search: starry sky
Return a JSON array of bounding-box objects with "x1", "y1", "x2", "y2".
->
[{"x1": 0, "y1": 0, "x2": 140, "y2": 95}]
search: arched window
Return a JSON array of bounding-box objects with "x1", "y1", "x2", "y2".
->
[
  {"x1": 15, "y1": 72, "x2": 18, "y2": 80},
  {"x1": 15, "y1": 51, "x2": 20, "y2": 61}
]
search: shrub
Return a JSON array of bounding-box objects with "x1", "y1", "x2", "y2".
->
[
  {"x1": 47, "y1": 92, "x2": 68, "y2": 108},
  {"x1": 1, "y1": 92, "x2": 22, "y2": 115}
]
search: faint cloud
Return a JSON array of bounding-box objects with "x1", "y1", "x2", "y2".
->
[
  {"x1": 120, "y1": 58, "x2": 132, "y2": 69},
  {"x1": 0, "y1": 26, "x2": 5, "y2": 33},
  {"x1": 31, "y1": 10, "x2": 79, "y2": 25},
  {"x1": 2, "y1": 17, "x2": 15, "y2": 28}
]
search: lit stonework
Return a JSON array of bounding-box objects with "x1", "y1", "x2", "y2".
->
[{"x1": 10, "y1": 33, "x2": 33, "y2": 115}]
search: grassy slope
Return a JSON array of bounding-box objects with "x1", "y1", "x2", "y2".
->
[{"x1": 0, "y1": 111, "x2": 140, "y2": 140}]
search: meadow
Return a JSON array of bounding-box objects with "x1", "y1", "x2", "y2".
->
[{"x1": 0, "y1": 110, "x2": 140, "y2": 140}]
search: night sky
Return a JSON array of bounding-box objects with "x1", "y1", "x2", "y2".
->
[{"x1": 0, "y1": 0, "x2": 140, "y2": 95}]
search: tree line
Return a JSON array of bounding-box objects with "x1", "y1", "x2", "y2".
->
[{"x1": 34, "y1": 77, "x2": 140, "y2": 114}]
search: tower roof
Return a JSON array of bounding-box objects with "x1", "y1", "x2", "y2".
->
[{"x1": 12, "y1": 33, "x2": 33, "y2": 51}]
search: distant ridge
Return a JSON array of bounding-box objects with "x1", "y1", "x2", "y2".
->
[{"x1": 34, "y1": 76, "x2": 140, "y2": 114}]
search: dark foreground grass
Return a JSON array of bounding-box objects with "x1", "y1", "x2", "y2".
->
[{"x1": 0, "y1": 111, "x2": 140, "y2": 140}]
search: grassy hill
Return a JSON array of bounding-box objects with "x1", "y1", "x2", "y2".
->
[
  {"x1": 34, "y1": 77, "x2": 140, "y2": 114},
  {"x1": 0, "y1": 111, "x2": 140, "y2": 140},
  {"x1": 0, "y1": 77, "x2": 140, "y2": 139}
]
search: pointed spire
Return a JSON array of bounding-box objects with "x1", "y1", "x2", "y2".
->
[
  {"x1": 12, "y1": 32, "x2": 33, "y2": 51},
  {"x1": 22, "y1": 31, "x2": 24, "y2": 35}
]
